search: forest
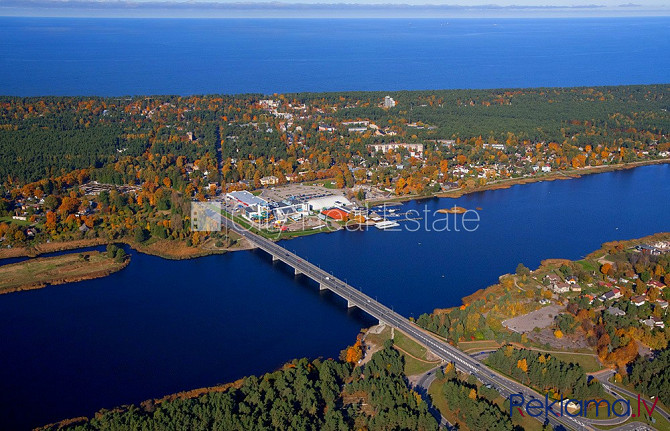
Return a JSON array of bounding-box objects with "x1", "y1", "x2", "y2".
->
[
  {"x1": 40, "y1": 342, "x2": 438, "y2": 431},
  {"x1": 486, "y1": 346, "x2": 604, "y2": 400},
  {"x1": 1, "y1": 85, "x2": 668, "y2": 185},
  {"x1": 624, "y1": 347, "x2": 670, "y2": 407},
  {"x1": 1, "y1": 85, "x2": 668, "y2": 252}
]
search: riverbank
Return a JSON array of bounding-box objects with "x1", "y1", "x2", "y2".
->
[
  {"x1": 0, "y1": 251, "x2": 130, "y2": 295},
  {"x1": 0, "y1": 235, "x2": 256, "y2": 261},
  {"x1": 418, "y1": 231, "x2": 670, "y2": 355},
  {"x1": 1, "y1": 159, "x2": 667, "y2": 263},
  {"x1": 440, "y1": 158, "x2": 670, "y2": 198},
  {"x1": 367, "y1": 158, "x2": 670, "y2": 204}
]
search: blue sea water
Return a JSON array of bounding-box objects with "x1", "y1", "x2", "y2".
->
[
  {"x1": 0, "y1": 164, "x2": 669, "y2": 429},
  {"x1": 0, "y1": 17, "x2": 668, "y2": 96}
]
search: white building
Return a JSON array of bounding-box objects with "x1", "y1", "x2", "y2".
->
[
  {"x1": 273, "y1": 204, "x2": 308, "y2": 222},
  {"x1": 306, "y1": 195, "x2": 352, "y2": 212},
  {"x1": 370, "y1": 143, "x2": 423, "y2": 157},
  {"x1": 260, "y1": 176, "x2": 279, "y2": 186},
  {"x1": 383, "y1": 96, "x2": 396, "y2": 108},
  {"x1": 226, "y1": 191, "x2": 268, "y2": 208}
]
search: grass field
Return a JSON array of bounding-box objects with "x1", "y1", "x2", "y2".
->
[
  {"x1": 576, "y1": 259, "x2": 598, "y2": 272},
  {"x1": 426, "y1": 377, "x2": 470, "y2": 431},
  {"x1": 547, "y1": 351, "x2": 603, "y2": 373},
  {"x1": 393, "y1": 330, "x2": 442, "y2": 375},
  {"x1": 0, "y1": 251, "x2": 127, "y2": 294},
  {"x1": 365, "y1": 326, "x2": 442, "y2": 376},
  {"x1": 0, "y1": 216, "x2": 32, "y2": 227},
  {"x1": 458, "y1": 339, "x2": 501, "y2": 353}
]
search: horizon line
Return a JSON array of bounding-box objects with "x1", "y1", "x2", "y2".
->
[{"x1": 2, "y1": 0, "x2": 669, "y2": 18}]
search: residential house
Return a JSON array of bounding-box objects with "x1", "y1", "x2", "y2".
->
[
  {"x1": 647, "y1": 280, "x2": 666, "y2": 290},
  {"x1": 599, "y1": 288, "x2": 622, "y2": 302},
  {"x1": 260, "y1": 176, "x2": 279, "y2": 186},
  {"x1": 641, "y1": 317, "x2": 665, "y2": 329},
  {"x1": 553, "y1": 283, "x2": 571, "y2": 294},
  {"x1": 607, "y1": 306, "x2": 626, "y2": 317},
  {"x1": 545, "y1": 274, "x2": 561, "y2": 285},
  {"x1": 631, "y1": 295, "x2": 647, "y2": 306}
]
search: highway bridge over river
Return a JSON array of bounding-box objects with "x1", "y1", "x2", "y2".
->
[{"x1": 223, "y1": 216, "x2": 639, "y2": 431}]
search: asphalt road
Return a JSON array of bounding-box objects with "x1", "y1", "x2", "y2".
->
[
  {"x1": 411, "y1": 366, "x2": 451, "y2": 429},
  {"x1": 593, "y1": 369, "x2": 669, "y2": 427},
  {"x1": 223, "y1": 216, "x2": 637, "y2": 431}
]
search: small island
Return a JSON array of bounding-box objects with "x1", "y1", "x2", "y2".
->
[{"x1": 437, "y1": 206, "x2": 467, "y2": 214}]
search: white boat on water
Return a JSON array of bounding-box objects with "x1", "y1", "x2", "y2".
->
[{"x1": 375, "y1": 220, "x2": 400, "y2": 230}]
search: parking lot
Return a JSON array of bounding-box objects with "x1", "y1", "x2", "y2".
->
[{"x1": 260, "y1": 184, "x2": 337, "y2": 204}]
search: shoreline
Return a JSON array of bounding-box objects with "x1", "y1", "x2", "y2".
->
[
  {"x1": 1, "y1": 158, "x2": 667, "y2": 262},
  {"x1": 368, "y1": 157, "x2": 670, "y2": 205},
  {"x1": 0, "y1": 251, "x2": 131, "y2": 295},
  {"x1": 0, "y1": 236, "x2": 256, "y2": 262}
]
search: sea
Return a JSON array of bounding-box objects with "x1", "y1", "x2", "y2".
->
[{"x1": 0, "y1": 17, "x2": 668, "y2": 96}]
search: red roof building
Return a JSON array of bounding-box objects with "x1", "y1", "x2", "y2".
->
[{"x1": 321, "y1": 208, "x2": 349, "y2": 220}]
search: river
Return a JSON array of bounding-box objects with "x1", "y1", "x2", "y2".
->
[{"x1": 0, "y1": 164, "x2": 668, "y2": 429}]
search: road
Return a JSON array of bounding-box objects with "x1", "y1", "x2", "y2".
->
[
  {"x1": 592, "y1": 369, "x2": 669, "y2": 426},
  {"x1": 222, "y1": 215, "x2": 634, "y2": 431},
  {"x1": 411, "y1": 366, "x2": 452, "y2": 429}
]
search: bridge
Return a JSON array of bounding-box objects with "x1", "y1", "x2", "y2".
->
[{"x1": 223, "y1": 216, "x2": 636, "y2": 431}]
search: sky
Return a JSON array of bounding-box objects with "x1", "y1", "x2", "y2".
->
[{"x1": 1, "y1": 0, "x2": 668, "y2": 18}]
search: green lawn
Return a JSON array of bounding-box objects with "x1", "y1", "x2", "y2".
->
[
  {"x1": 458, "y1": 340, "x2": 501, "y2": 352},
  {"x1": 546, "y1": 352, "x2": 603, "y2": 373},
  {"x1": 427, "y1": 377, "x2": 468, "y2": 430},
  {"x1": 576, "y1": 259, "x2": 598, "y2": 272},
  {"x1": 394, "y1": 330, "x2": 429, "y2": 358},
  {"x1": 0, "y1": 216, "x2": 32, "y2": 227},
  {"x1": 365, "y1": 326, "x2": 441, "y2": 376}
]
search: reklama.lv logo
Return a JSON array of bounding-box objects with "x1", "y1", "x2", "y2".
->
[{"x1": 509, "y1": 393, "x2": 658, "y2": 418}]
